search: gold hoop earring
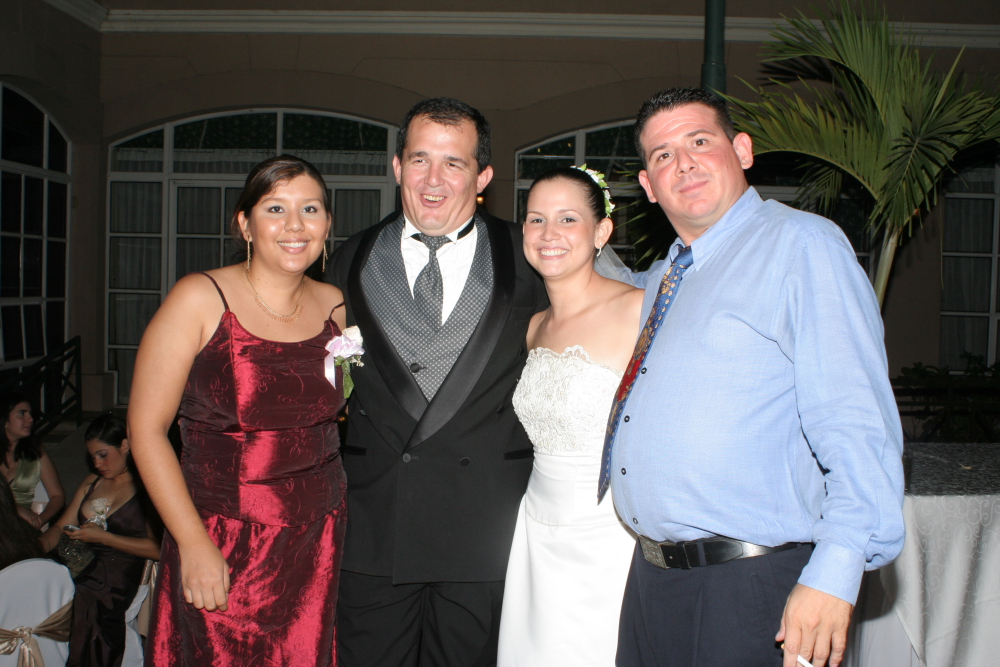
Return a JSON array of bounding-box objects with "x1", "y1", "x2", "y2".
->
[
  {"x1": 322, "y1": 241, "x2": 329, "y2": 273},
  {"x1": 246, "y1": 237, "x2": 252, "y2": 272}
]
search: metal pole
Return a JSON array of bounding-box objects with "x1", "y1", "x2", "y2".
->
[{"x1": 701, "y1": 0, "x2": 726, "y2": 95}]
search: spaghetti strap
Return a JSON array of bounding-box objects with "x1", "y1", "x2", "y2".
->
[
  {"x1": 199, "y1": 272, "x2": 230, "y2": 311},
  {"x1": 328, "y1": 302, "x2": 345, "y2": 320}
]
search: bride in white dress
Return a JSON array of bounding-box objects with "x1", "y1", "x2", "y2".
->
[{"x1": 498, "y1": 166, "x2": 645, "y2": 666}]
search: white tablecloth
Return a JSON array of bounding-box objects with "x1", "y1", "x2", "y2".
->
[{"x1": 850, "y1": 494, "x2": 1000, "y2": 667}]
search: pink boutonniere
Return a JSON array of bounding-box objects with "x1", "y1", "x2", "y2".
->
[{"x1": 325, "y1": 326, "x2": 365, "y2": 398}]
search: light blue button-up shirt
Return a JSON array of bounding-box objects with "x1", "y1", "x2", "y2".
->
[{"x1": 610, "y1": 187, "x2": 905, "y2": 605}]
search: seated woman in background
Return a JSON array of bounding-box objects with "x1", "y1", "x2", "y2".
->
[
  {"x1": 0, "y1": 475, "x2": 43, "y2": 571},
  {"x1": 42, "y1": 413, "x2": 161, "y2": 667},
  {"x1": 1, "y1": 392, "x2": 65, "y2": 529}
]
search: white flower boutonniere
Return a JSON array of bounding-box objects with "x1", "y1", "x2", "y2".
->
[
  {"x1": 86, "y1": 498, "x2": 112, "y2": 530},
  {"x1": 325, "y1": 326, "x2": 365, "y2": 398}
]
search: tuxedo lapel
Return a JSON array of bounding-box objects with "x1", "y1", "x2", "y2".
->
[
  {"x1": 406, "y1": 215, "x2": 516, "y2": 449},
  {"x1": 349, "y1": 215, "x2": 428, "y2": 422}
]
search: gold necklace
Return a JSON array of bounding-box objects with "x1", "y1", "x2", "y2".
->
[{"x1": 244, "y1": 269, "x2": 306, "y2": 322}]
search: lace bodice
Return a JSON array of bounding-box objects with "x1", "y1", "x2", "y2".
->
[{"x1": 513, "y1": 346, "x2": 623, "y2": 456}]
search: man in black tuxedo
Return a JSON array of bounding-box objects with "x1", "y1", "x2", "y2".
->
[{"x1": 326, "y1": 98, "x2": 546, "y2": 667}]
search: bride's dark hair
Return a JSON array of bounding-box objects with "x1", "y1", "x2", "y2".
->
[{"x1": 525, "y1": 167, "x2": 607, "y2": 223}]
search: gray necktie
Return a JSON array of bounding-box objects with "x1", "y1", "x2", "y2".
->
[{"x1": 412, "y1": 233, "x2": 451, "y2": 329}]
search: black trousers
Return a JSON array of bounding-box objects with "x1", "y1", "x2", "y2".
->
[
  {"x1": 617, "y1": 542, "x2": 814, "y2": 667},
  {"x1": 337, "y1": 570, "x2": 504, "y2": 667}
]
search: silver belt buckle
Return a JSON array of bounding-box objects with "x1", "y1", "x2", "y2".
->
[{"x1": 639, "y1": 535, "x2": 668, "y2": 569}]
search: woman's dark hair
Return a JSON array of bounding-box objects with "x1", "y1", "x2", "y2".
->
[
  {"x1": 0, "y1": 475, "x2": 43, "y2": 570},
  {"x1": 525, "y1": 167, "x2": 608, "y2": 223},
  {"x1": 1, "y1": 392, "x2": 40, "y2": 463},
  {"x1": 228, "y1": 154, "x2": 331, "y2": 240},
  {"x1": 84, "y1": 413, "x2": 128, "y2": 448}
]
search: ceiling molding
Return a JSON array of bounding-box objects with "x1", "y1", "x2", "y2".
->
[
  {"x1": 38, "y1": 6, "x2": 1000, "y2": 50},
  {"x1": 39, "y1": 0, "x2": 108, "y2": 31}
]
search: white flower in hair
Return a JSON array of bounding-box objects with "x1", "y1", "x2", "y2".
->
[{"x1": 573, "y1": 164, "x2": 616, "y2": 217}]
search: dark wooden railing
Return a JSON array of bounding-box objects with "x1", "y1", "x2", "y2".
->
[
  {"x1": 0, "y1": 336, "x2": 83, "y2": 439},
  {"x1": 893, "y1": 375, "x2": 1000, "y2": 443}
]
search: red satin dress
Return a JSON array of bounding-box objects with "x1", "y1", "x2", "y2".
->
[{"x1": 146, "y1": 275, "x2": 347, "y2": 666}]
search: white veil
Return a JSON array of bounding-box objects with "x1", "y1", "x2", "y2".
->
[{"x1": 594, "y1": 245, "x2": 639, "y2": 287}]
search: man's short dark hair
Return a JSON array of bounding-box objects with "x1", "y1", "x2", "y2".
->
[
  {"x1": 396, "y1": 98, "x2": 491, "y2": 173},
  {"x1": 634, "y1": 88, "x2": 736, "y2": 166}
]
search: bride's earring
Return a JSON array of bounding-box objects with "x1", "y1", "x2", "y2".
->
[
  {"x1": 322, "y1": 241, "x2": 329, "y2": 273},
  {"x1": 596, "y1": 246, "x2": 603, "y2": 258},
  {"x1": 246, "y1": 237, "x2": 252, "y2": 272}
]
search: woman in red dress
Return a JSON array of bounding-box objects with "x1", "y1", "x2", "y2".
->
[{"x1": 129, "y1": 155, "x2": 349, "y2": 666}]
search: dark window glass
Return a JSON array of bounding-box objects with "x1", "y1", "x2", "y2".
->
[
  {"x1": 23, "y1": 304, "x2": 43, "y2": 358},
  {"x1": 47, "y1": 181, "x2": 67, "y2": 238},
  {"x1": 47, "y1": 122, "x2": 68, "y2": 173},
  {"x1": 174, "y1": 114, "x2": 277, "y2": 150},
  {"x1": 22, "y1": 238, "x2": 42, "y2": 297},
  {"x1": 176, "y1": 187, "x2": 222, "y2": 234},
  {"x1": 45, "y1": 301, "x2": 64, "y2": 353},
  {"x1": 941, "y1": 257, "x2": 992, "y2": 312},
  {"x1": 1, "y1": 172, "x2": 20, "y2": 233},
  {"x1": 108, "y1": 293, "x2": 160, "y2": 346},
  {"x1": 517, "y1": 137, "x2": 576, "y2": 180},
  {"x1": 109, "y1": 238, "x2": 159, "y2": 290},
  {"x1": 111, "y1": 129, "x2": 164, "y2": 172},
  {"x1": 176, "y1": 238, "x2": 221, "y2": 278},
  {"x1": 1, "y1": 88, "x2": 45, "y2": 168},
  {"x1": 46, "y1": 240, "x2": 65, "y2": 297},
  {"x1": 283, "y1": 114, "x2": 388, "y2": 176},
  {"x1": 173, "y1": 114, "x2": 277, "y2": 174},
  {"x1": 1, "y1": 237, "x2": 20, "y2": 297},
  {"x1": 110, "y1": 182, "x2": 162, "y2": 233},
  {"x1": 940, "y1": 315, "x2": 989, "y2": 369},
  {"x1": 334, "y1": 190, "x2": 380, "y2": 238},
  {"x1": 23, "y1": 177, "x2": 43, "y2": 235},
  {"x1": 585, "y1": 125, "x2": 640, "y2": 181},
  {"x1": 1, "y1": 306, "x2": 24, "y2": 361},
  {"x1": 108, "y1": 349, "x2": 137, "y2": 405}
]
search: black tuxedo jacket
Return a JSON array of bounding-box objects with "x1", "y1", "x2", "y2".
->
[{"x1": 326, "y1": 210, "x2": 547, "y2": 583}]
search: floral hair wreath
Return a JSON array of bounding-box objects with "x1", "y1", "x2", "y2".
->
[{"x1": 573, "y1": 164, "x2": 615, "y2": 218}]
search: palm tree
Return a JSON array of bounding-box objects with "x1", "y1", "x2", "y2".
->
[{"x1": 725, "y1": 1, "x2": 1000, "y2": 307}]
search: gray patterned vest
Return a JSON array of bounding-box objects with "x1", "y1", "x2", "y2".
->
[{"x1": 361, "y1": 215, "x2": 493, "y2": 401}]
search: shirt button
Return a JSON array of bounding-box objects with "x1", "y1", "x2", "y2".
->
[
  {"x1": 402, "y1": 453, "x2": 412, "y2": 463},
  {"x1": 620, "y1": 468, "x2": 626, "y2": 475},
  {"x1": 623, "y1": 415, "x2": 630, "y2": 422},
  {"x1": 409, "y1": 363, "x2": 422, "y2": 373},
  {"x1": 640, "y1": 368, "x2": 647, "y2": 374},
  {"x1": 460, "y1": 457, "x2": 470, "y2": 467},
  {"x1": 632, "y1": 518, "x2": 638, "y2": 525}
]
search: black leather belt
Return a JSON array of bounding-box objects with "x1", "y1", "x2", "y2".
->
[{"x1": 638, "y1": 534, "x2": 804, "y2": 570}]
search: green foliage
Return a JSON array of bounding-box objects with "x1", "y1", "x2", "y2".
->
[
  {"x1": 724, "y1": 1, "x2": 1000, "y2": 306},
  {"x1": 896, "y1": 354, "x2": 1000, "y2": 442}
]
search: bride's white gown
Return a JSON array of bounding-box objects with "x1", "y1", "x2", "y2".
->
[{"x1": 498, "y1": 346, "x2": 637, "y2": 666}]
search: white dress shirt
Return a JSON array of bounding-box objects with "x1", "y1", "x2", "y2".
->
[{"x1": 401, "y1": 215, "x2": 479, "y2": 323}]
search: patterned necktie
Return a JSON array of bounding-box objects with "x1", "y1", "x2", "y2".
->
[
  {"x1": 412, "y1": 233, "x2": 451, "y2": 329},
  {"x1": 598, "y1": 245, "x2": 694, "y2": 501}
]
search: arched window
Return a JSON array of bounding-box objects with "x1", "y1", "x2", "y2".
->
[
  {"x1": 0, "y1": 85, "x2": 70, "y2": 384},
  {"x1": 107, "y1": 109, "x2": 398, "y2": 404}
]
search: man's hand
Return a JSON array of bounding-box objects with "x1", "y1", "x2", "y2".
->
[{"x1": 776, "y1": 584, "x2": 853, "y2": 667}]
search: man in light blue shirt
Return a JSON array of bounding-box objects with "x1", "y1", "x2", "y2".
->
[{"x1": 610, "y1": 88, "x2": 904, "y2": 667}]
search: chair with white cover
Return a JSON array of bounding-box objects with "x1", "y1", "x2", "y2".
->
[
  {"x1": 120, "y1": 583, "x2": 148, "y2": 667},
  {"x1": 0, "y1": 558, "x2": 74, "y2": 667},
  {"x1": 31, "y1": 482, "x2": 49, "y2": 531}
]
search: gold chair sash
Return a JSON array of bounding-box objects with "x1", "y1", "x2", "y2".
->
[{"x1": 0, "y1": 600, "x2": 73, "y2": 667}]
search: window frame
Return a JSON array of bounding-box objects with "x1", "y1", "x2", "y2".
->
[
  {"x1": 0, "y1": 83, "x2": 72, "y2": 373},
  {"x1": 939, "y1": 161, "x2": 1000, "y2": 368}
]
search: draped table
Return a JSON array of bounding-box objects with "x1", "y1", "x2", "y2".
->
[{"x1": 847, "y1": 443, "x2": 1000, "y2": 667}]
